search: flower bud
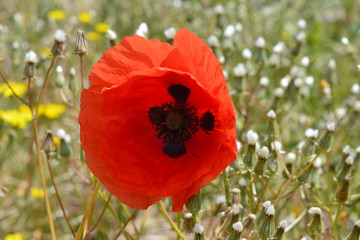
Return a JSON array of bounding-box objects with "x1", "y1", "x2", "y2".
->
[
  {"x1": 182, "y1": 213, "x2": 195, "y2": 234},
  {"x1": 308, "y1": 207, "x2": 324, "y2": 234},
  {"x1": 194, "y1": 223, "x2": 206, "y2": 240},
  {"x1": 336, "y1": 156, "x2": 353, "y2": 182},
  {"x1": 337, "y1": 176, "x2": 350, "y2": 202},
  {"x1": 254, "y1": 146, "x2": 269, "y2": 175},
  {"x1": 41, "y1": 130, "x2": 56, "y2": 158},
  {"x1": 231, "y1": 188, "x2": 241, "y2": 205},
  {"x1": 273, "y1": 219, "x2": 288, "y2": 240},
  {"x1": 255, "y1": 37, "x2": 266, "y2": 49},
  {"x1": 302, "y1": 128, "x2": 318, "y2": 155},
  {"x1": 68, "y1": 67, "x2": 78, "y2": 93},
  {"x1": 106, "y1": 29, "x2": 117, "y2": 47},
  {"x1": 186, "y1": 192, "x2": 202, "y2": 213},
  {"x1": 55, "y1": 65, "x2": 65, "y2": 88},
  {"x1": 256, "y1": 201, "x2": 271, "y2": 225},
  {"x1": 345, "y1": 220, "x2": 360, "y2": 240},
  {"x1": 226, "y1": 221, "x2": 243, "y2": 240},
  {"x1": 75, "y1": 30, "x2": 88, "y2": 56},
  {"x1": 318, "y1": 123, "x2": 335, "y2": 150},
  {"x1": 242, "y1": 214, "x2": 256, "y2": 236},
  {"x1": 51, "y1": 29, "x2": 66, "y2": 56},
  {"x1": 24, "y1": 50, "x2": 38, "y2": 79},
  {"x1": 258, "y1": 205, "x2": 276, "y2": 238}
]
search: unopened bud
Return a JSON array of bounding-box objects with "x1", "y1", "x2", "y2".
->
[
  {"x1": 186, "y1": 192, "x2": 202, "y2": 213},
  {"x1": 75, "y1": 30, "x2": 88, "y2": 55},
  {"x1": 308, "y1": 207, "x2": 324, "y2": 234},
  {"x1": 24, "y1": 50, "x2": 38, "y2": 79},
  {"x1": 55, "y1": 66, "x2": 65, "y2": 88},
  {"x1": 258, "y1": 204, "x2": 276, "y2": 238},
  {"x1": 337, "y1": 176, "x2": 351, "y2": 202},
  {"x1": 345, "y1": 220, "x2": 360, "y2": 240},
  {"x1": 41, "y1": 130, "x2": 56, "y2": 158},
  {"x1": 182, "y1": 213, "x2": 195, "y2": 234},
  {"x1": 51, "y1": 29, "x2": 66, "y2": 56},
  {"x1": 274, "y1": 220, "x2": 288, "y2": 240}
]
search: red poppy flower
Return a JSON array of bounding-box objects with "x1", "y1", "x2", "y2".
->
[{"x1": 79, "y1": 29, "x2": 236, "y2": 212}]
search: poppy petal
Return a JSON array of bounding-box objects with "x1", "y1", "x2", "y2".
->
[{"x1": 89, "y1": 35, "x2": 175, "y2": 89}]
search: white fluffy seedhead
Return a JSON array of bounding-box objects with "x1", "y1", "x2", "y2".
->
[
  {"x1": 273, "y1": 41, "x2": 285, "y2": 54},
  {"x1": 351, "y1": 84, "x2": 360, "y2": 95},
  {"x1": 328, "y1": 59, "x2": 336, "y2": 69},
  {"x1": 262, "y1": 201, "x2": 271, "y2": 209},
  {"x1": 300, "y1": 56, "x2": 310, "y2": 67},
  {"x1": 305, "y1": 128, "x2": 318, "y2": 138},
  {"x1": 242, "y1": 48, "x2": 252, "y2": 59},
  {"x1": 247, "y1": 131, "x2": 259, "y2": 145},
  {"x1": 345, "y1": 156, "x2": 354, "y2": 165},
  {"x1": 341, "y1": 37, "x2": 349, "y2": 45},
  {"x1": 232, "y1": 221, "x2": 243, "y2": 232},
  {"x1": 164, "y1": 27, "x2": 176, "y2": 40},
  {"x1": 224, "y1": 25, "x2": 235, "y2": 37},
  {"x1": 24, "y1": 50, "x2": 38, "y2": 63},
  {"x1": 305, "y1": 76, "x2": 314, "y2": 86},
  {"x1": 342, "y1": 145, "x2": 351, "y2": 154},
  {"x1": 285, "y1": 152, "x2": 296, "y2": 164},
  {"x1": 135, "y1": 22, "x2": 148, "y2": 37},
  {"x1": 255, "y1": 36, "x2": 266, "y2": 48},
  {"x1": 233, "y1": 63, "x2": 247, "y2": 77},
  {"x1": 54, "y1": 29, "x2": 66, "y2": 42},
  {"x1": 355, "y1": 219, "x2": 360, "y2": 227},
  {"x1": 259, "y1": 146, "x2": 270, "y2": 159},
  {"x1": 184, "y1": 213, "x2": 192, "y2": 219},
  {"x1": 214, "y1": 4, "x2": 225, "y2": 15},
  {"x1": 313, "y1": 157, "x2": 322, "y2": 168},
  {"x1": 56, "y1": 128, "x2": 66, "y2": 139},
  {"x1": 274, "y1": 88, "x2": 285, "y2": 97},
  {"x1": 215, "y1": 194, "x2": 226, "y2": 204},
  {"x1": 208, "y1": 35, "x2": 220, "y2": 47},
  {"x1": 297, "y1": 19, "x2": 307, "y2": 29},
  {"x1": 279, "y1": 220, "x2": 288, "y2": 229},
  {"x1": 267, "y1": 110, "x2": 276, "y2": 119},
  {"x1": 266, "y1": 205, "x2": 275, "y2": 216},
  {"x1": 271, "y1": 141, "x2": 282, "y2": 152},
  {"x1": 308, "y1": 207, "x2": 322, "y2": 215},
  {"x1": 327, "y1": 123, "x2": 335, "y2": 132},
  {"x1": 239, "y1": 178, "x2": 246, "y2": 187},
  {"x1": 106, "y1": 29, "x2": 117, "y2": 40},
  {"x1": 280, "y1": 75, "x2": 291, "y2": 88},
  {"x1": 194, "y1": 223, "x2": 204, "y2": 234},
  {"x1": 260, "y1": 76, "x2": 269, "y2": 86}
]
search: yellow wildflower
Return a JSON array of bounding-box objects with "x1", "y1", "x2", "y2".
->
[
  {"x1": 41, "y1": 47, "x2": 52, "y2": 58},
  {"x1": 48, "y1": 10, "x2": 66, "y2": 20},
  {"x1": 38, "y1": 104, "x2": 65, "y2": 119},
  {"x1": 320, "y1": 79, "x2": 330, "y2": 90},
  {"x1": 30, "y1": 187, "x2": 44, "y2": 199},
  {"x1": 0, "y1": 82, "x2": 27, "y2": 98},
  {"x1": 0, "y1": 105, "x2": 32, "y2": 129},
  {"x1": 95, "y1": 23, "x2": 110, "y2": 33},
  {"x1": 78, "y1": 12, "x2": 92, "y2": 23},
  {"x1": 53, "y1": 137, "x2": 61, "y2": 148},
  {"x1": 87, "y1": 31, "x2": 102, "y2": 41},
  {"x1": 4, "y1": 233, "x2": 24, "y2": 240}
]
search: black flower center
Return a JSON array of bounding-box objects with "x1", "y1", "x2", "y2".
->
[{"x1": 148, "y1": 84, "x2": 215, "y2": 158}]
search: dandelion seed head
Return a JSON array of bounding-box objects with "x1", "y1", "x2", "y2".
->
[
  {"x1": 255, "y1": 36, "x2": 266, "y2": 48},
  {"x1": 106, "y1": 29, "x2": 117, "y2": 40},
  {"x1": 54, "y1": 29, "x2": 66, "y2": 42},
  {"x1": 267, "y1": 109, "x2": 276, "y2": 119},
  {"x1": 266, "y1": 205, "x2": 275, "y2": 215},
  {"x1": 297, "y1": 19, "x2": 307, "y2": 29},
  {"x1": 242, "y1": 48, "x2": 252, "y2": 59},
  {"x1": 164, "y1": 27, "x2": 176, "y2": 40},
  {"x1": 233, "y1": 221, "x2": 243, "y2": 232},
  {"x1": 260, "y1": 76, "x2": 269, "y2": 86},
  {"x1": 24, "y1": 50, "x2": 38, "y2": 63},
  {"x1": 208, "y1": 35, "x2": 220, "y2": 47},
  {"x1": 279, "y1": 219, "x2": 288, "y2": 229},
  {"x1": 259, "y1": 146, "x2": 270, "y2": 158},
  {"x1": 308, "y1": 207, "x2": 321, "y2": 215},
  {"x1": 194, "y1": 223, "x2": 204, "y2": 234},
  {"x1": 345, "y1": 156, "x2": 354, "y2": 165}
]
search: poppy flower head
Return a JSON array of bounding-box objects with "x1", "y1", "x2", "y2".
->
[{"x1": 79, "y1": 29, "x2": 237, "y2": 212}]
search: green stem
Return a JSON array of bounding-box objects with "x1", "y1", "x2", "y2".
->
[
  {"x1": 222, "y1": 170, "x2": 231, "y2": 206},
  {"x1": 157, "y1": 201, "x2": 186, "y2": 240}
]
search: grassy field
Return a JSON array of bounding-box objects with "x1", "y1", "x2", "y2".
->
[{"x1": 0, "y1": 0, "x2": 360, "y2": 239}]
